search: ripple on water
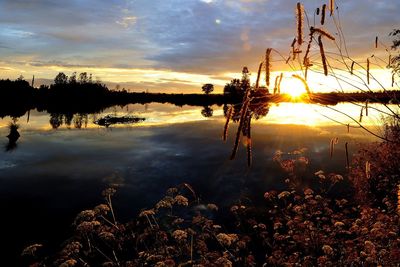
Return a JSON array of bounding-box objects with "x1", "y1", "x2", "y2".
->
[{"x1": 0, "y1": 160, "x2": 17, "y2": 170}]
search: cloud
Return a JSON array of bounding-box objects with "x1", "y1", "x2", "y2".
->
[{"x1": 0, "y1": 0, "x2": 398, "y2": 90}]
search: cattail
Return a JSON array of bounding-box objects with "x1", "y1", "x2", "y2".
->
[
  {"x1": 347, "y1": 123, "x2": 350, "y2": 133},
  {"x1": 31, "y1": 75, "x2": 35, "y2": 87},
  {"x1": 246, "y1": 115, "x2": 252, "y2": 166},
  {"x1": 329, "y1": 0, "x2": 335, "y2": 16},
  {"x1": 330, "y1": 137, "x2": 339, "y2": 158},
  {"x1": 278, "y1": 73, "x2": 283, "y2": 94},
  {"x1": 265, "y1": 48, "x2": 272, "y2": 87},
  {"x1": 367, "y1": 58, "x2": 370, "y2": 84},
  {"x1": 318, "y1": 35, "x2": 328, "y2": 76},
  {"x1": 316, "y1": 7, "x2": 320, "y2": 15},
  {"x1": 230, "y1": 100, "x2": 249, "y2": 160},
  {"x1": 255, "y1": 61, "x2": 263, "y2": 89},
  {"x1": 375, "y1": 36, "x2": 378, "y2": 48},
  {"x1": 359, "y1": 106, "x2": 364, "y2": 122},
  {"x1": 321, "y1": 4, "x2": 326, "y2": 25},
  {"x1": 345, "y1": 142, "x2": 349, "y2": 169},
  {"x1": 223, "y1": 106, "x2": 233, "y2": 141},
  {"x1": 292, "y1": 74, "x2": 311, "y2": 95},
  {"x1": 365, "y1": 100, "x2": 369, "y2": 116},
  {"x1": 350, "y1": 61, "x2": 355, "y2": 75},
  {"x1": 365, "y1": 161, "x2": 371, "y2": 179},
  {"x1": 27, "y1": 109, "x2": 30, "y2": 123},
  {"x1": 296, "y1": 2, "x2": 304, "y2": 45},
  {"x1": 313, "y1": 27, "x2": 335, "y2": 40}
]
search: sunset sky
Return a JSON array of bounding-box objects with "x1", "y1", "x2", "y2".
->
[{"x1": 0, "y1": 0, "x2": 399, "y2": 93}]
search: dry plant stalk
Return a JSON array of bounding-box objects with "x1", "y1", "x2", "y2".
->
[
  {"x1": 367, "y1": 58, "x2": 370, "y2": 84},
  {"x1": 397, "y1": 185, "x2": 400, "y2": 215},
  {"x1": 246, "y1": 115, "x2": 252, "y2": 166},
  {"x1": 303, "y1": 30, "x2": 314, "y2": 67},
  {"x1": 365, "y1": 100, "x2": 369, "y2": 116},
  {"x1": 347, "y1": 123, "x2": 350, "y2": 133},
  {"x1": 350, "y1": 61, "x2": 355, "y2": 75},
  {"x1": 296, "y1": 2, "x2": 304, "y2": 45},
  {"x1": 330, "y1": 137, "x2": 339, "y2": 158},
  {"x1": 255, "y1": 61, "x2": 263, "y2": 89},
  {"x1": 273, "y1": 75, "x2": 279, "y2": 94},
  {"x1": 277, "y1": 73, "x2": 283, "y2": 94},
  {"x1": 392, "y1": 73, "x2": 395, "y2": 87},
  {"x1": 292, "y1": 74, "x2": 311, "y2": 95},
  {"x1": 365, "y1": 161, "x2": 371, "y2": 179},
  {"x1": 329, "y1": 0, "x2": 335, "y2": 16},
  {"x1": 312, "y1": 27, "x2": 335, "y2": 40},
  {"x1": 321, "y1": 4, "x2": 326, "y2": 25},
  {"x1": 291, "y1": 38, "x2": 296, "y2": 48},
  {"x1": 265, "y1": 48, "x2": 272, "y2": 87},
  {"x1": 223, "y1": 106, "x2": 233, "y2": 141},
  {"x1": 230, "y1": 99, "x2": 250, "y2": 160},
  {"x1": 359, "y1": 106, "x2": 364, "y2": 122},
  {"x1": 318, "y1": 35, "x2": 328, "y2": 76},
  {"x1": 345, "y1": 142, "x2": 349, "y2": 169}
]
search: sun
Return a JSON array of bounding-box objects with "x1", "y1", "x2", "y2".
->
[{"x1": 279, "y1": 76, "x2": 308, "y2": 99}]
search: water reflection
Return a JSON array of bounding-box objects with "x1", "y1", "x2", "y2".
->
[
  {"x1": 0, "y1": 103, "x2": 387, "y2": 264},
  {"x1": 5, "y1": 121, "x2": 20, "y2": 151},
  {"x1": 201, "y1": 106, "x2": 213, "y2": 117},
  {"x1": 223, "y1": 100, "x2": 271, "y2": 166}
]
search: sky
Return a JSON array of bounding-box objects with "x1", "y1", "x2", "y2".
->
[{"x1": 0, "y1": 0, "x2": 399, "y2": 93}]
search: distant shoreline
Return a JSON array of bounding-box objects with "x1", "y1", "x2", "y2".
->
[{"x1": 0, "y1": 78, "x2": 399, "y2": 118}]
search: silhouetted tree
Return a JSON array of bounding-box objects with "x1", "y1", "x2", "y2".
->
[
  {"x1": 16, "y1": 75, "x2": 24, "y2": 81},
  {"x1": 223, "y1": 67, "x2": 251, "y2": 98},
  {"x1": 69, "y1": 72, "x2": 77, "y2": 84},
  {"x1": 201, "y1": 83, "x2": 214, "y2": 94},
  {"x1": 223, "y1": 79, "x2": 241, "y2": 96},
  {"x1": 79, "y1": 72, "x2": 88, "y2": 84},
  {"x1": 54, "y1": 72, "x2": 68, "y2": 85}
]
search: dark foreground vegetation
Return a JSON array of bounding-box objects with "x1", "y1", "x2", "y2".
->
[
  {"x1": 20, "y1": 124, "x2": 400, "y2": 266},
  {"x1": 1, "y1": 76, "x2": 399, "y2": 119}
]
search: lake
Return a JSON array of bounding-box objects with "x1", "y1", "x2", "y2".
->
[{"x1": 0, "y1": 102, "x2": 388, "y2": 265}]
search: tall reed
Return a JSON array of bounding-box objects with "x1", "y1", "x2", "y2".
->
[
  {"x1": 318, "y1": 35, "x2": 328, "y2": 76},
  {"x1": 246, "y1": 114, "x2": 252, "y2": 166},
  {"x1": 345, "y1": 142, "x2": 350, "y2": 169},
  {"x1": 292, "y1": 74, "x2": 311, "y2": 95},
  {"x1": 255, "y1": 61, "x2": 263, "y2": 89},
  {"x1": 230, "y1": 98, "x2": 250, "y2": 160},
  {"x1": 223, "y1": 106, "x2": 233, "y2": 141},
  {"x1": 329, "y1": 0, "x2": 335, "y2": 16},
  {"x1": 296, "y1": 3, "x2": 304, "y2": 45},
  {"x1": 265, "y1": 48, "x2": 272, "y2": 87},
  {"x1": 321, "y1": 4, "x2": 326, "y2": 25}
]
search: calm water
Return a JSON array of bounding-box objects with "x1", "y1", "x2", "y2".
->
[{"x1": 0, "y1": 102, "x2": 389, "y2": 265}]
